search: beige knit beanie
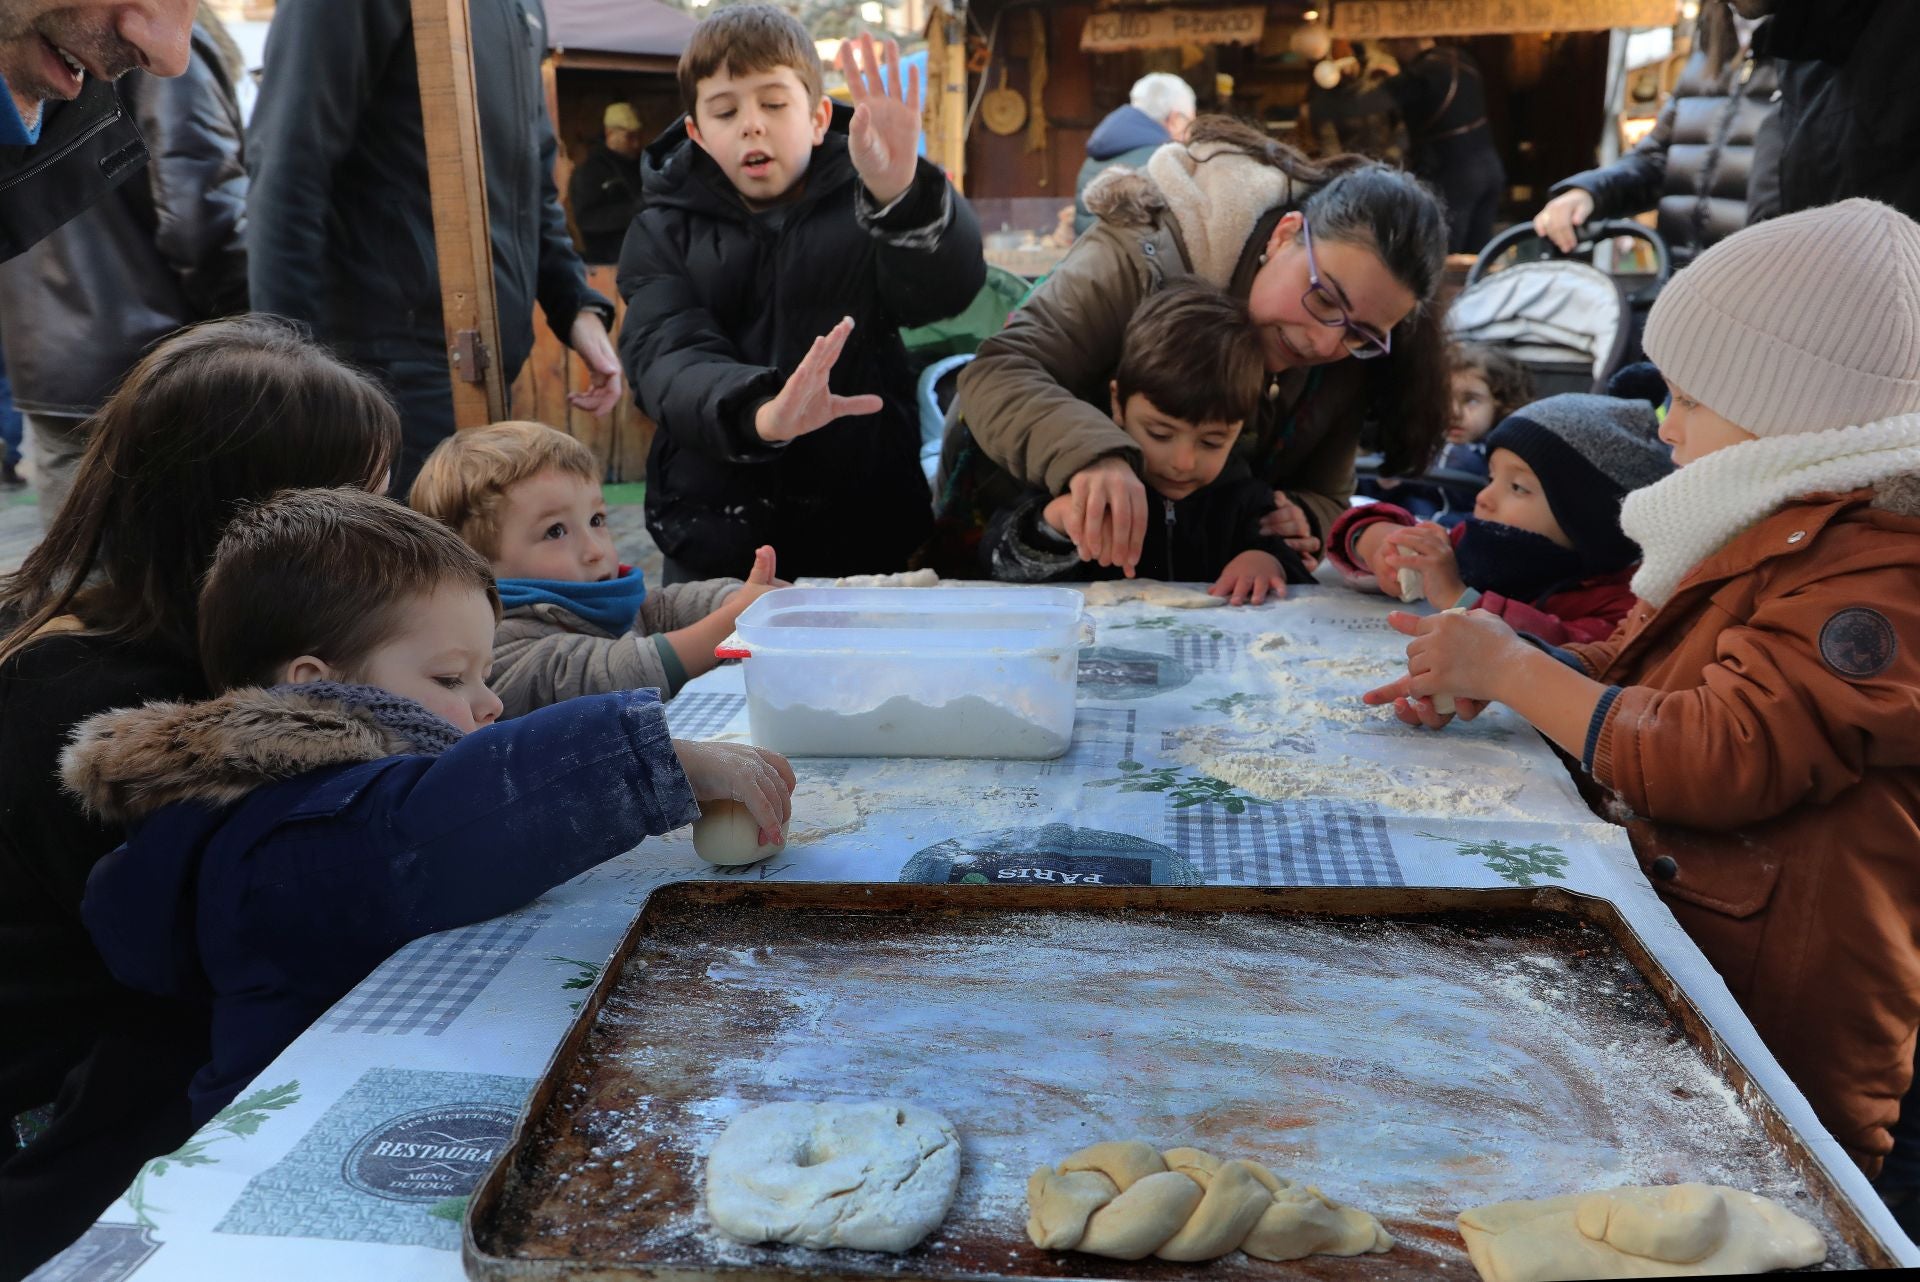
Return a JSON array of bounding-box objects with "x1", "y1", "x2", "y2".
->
[{"x1": 1641, "y1": 198, "x2": 1920, "y2": 437}]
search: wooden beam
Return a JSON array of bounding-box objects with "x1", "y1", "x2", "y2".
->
[
  {"x1": 411, "y1": 0, "x2": 508, "y2": 427},
  {"x1": 924, "y1": 4, "x2": 967, "y2": 190}
]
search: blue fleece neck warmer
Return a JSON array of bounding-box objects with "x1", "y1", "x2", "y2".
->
[
  {"x1": 496, "y1": 566, "x2": 648, "y2": 635},
  {"x1": 272, "y1": 681, "x2": 466, "y2": 755},
  {"x1": 0, "y1": 77, "x2": 41, "y2": 146},
  {"x1": 1453, "y1": 518, "x2": 1587, "y2": 604}
]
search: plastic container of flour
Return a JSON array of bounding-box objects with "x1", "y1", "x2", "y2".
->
[{"x1": 718, "y1": 587, "x2": 1085, "y2": 759}]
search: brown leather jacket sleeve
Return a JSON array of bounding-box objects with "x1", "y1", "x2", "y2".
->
[
  {"x1": 1589, "y1": 575, "x2": 1920, "y2": 830},
  {"x1": 1279, "y1": 418, "x2": 1358, "y2": 543},
  {"x1": 957, "y1": 227, "x2": 1152, "y2": 495}
]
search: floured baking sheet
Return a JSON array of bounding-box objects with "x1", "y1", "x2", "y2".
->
[{"x1": 467, "y1": 885, "x2": 1891, "y2": 1279}]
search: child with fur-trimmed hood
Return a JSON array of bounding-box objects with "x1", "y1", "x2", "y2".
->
[{"x1": 72, "y1": 490, "x2": 793, "y2": 1125}]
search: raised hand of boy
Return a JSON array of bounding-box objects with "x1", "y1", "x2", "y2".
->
[
  {"x1": 755, "y1": 317, "x2": 885, "y2": 444},
  {"x1": 1379, "y1": 522, "x2": 1467, "y2": 607},
  {"x1": 838, "y1": 33, "x2": 921, "y2": 208},
  {"x1": 1209, "y1": 550, "x2": 1289, "y2": 605},
  {"x1": 725, "y1": 545, "x2": 786, "y2": 619},
  {"x1": 672, "y1": 739, "x2": 796, "y2": 847}
]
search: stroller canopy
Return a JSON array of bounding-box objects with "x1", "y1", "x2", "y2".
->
[{"x1": 1446, "y1": 260, "x2": 1628, "y2": 397}]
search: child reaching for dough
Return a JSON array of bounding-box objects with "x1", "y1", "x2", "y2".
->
[
  {"x1": 1329, "y1": 393, "x2": 1672, "y2": 645},
  {"x1": 1365, "y1": 199, "x2": 1920, "y2": 1176},
  {"x1": 410, "y1": 421, "x2": 786, "y2": 718},
  {"x1": 1356, "y1": 341, "x2": 1533, "y2": 524},
  {"x1": 978, "y1": 281, "x2": 1311, "y2": 604},
  {"x1": 77, "y1": 489, "x2": 793, "y2": 1124}
]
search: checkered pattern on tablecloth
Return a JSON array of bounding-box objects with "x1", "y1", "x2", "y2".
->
[
  {"x1": 1040, "y1": 707, "x2": 1137, "y2": 776},
  {"x1": 314, "y1": 913, "x2": 545, "y2": 1035},
  {"x1": 1166, "y1": 799, "x2": 1401, "y2": 886},
  {"x1": 665, "y1": 691, "x2": 745, "y2": 740},
  {"x1": 1169, "y1": 630, "x2": 1245, "y2": 672}
]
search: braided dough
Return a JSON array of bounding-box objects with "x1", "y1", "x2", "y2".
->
[
  {"x1": 1082, "y1": 580, "x2": 1226, "y2": 609},
  {"x1": 706, "y1": 1101, "x2": 959, "y2": 1252},
  {"x1": 1025, "y1": 1140, "x2": 1391, "y2": 1262},
  {"x1": 1458, "y1": 1184, "x2": 1825, "y2": 1281}
]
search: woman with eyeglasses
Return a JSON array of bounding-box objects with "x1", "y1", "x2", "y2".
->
[{"x1": 931, "y1": 118, "x2": 1450, "y2": 585}]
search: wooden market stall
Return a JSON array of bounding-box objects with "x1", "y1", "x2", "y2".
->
[{"x1": 925, "y1": 0, "x2": 1676, "y2": 276}]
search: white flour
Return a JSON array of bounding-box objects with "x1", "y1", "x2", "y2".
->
[
  {"x1": 1165, "y1": 726, "x2": 1529, "y2": 819},
  {"x1": 751, "y1": 694, "x2": 1072, "y2": 760}
]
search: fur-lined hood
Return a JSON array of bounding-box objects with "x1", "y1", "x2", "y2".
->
[
  {"x1": 1873, "y1": 471, "x2": 1920, "y2": 516},
  {"x1": 62, "y1": 687, "x2": 425, "y2": 824},
  {"x1": 1083, "y1": 140, "x2": 1298, "y2": 286}
]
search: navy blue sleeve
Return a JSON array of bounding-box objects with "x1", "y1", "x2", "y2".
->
[{"x1": 239, "y1": 690, "x2": 698, "y2": 985}]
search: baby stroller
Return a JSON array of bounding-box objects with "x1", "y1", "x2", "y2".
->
[{"x1": 1450, "y1": 218, "x2": 1672, "y2": 396}]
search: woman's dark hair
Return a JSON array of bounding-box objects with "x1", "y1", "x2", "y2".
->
[
  {"x1": 1188, "y1": 117, "x2": 1452, "y2": 475},
  {"x1": 0, "y1": 315, "x2": 402, "y2": 665}
]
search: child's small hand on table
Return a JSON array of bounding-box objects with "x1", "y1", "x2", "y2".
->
[
  {"x1": 1209, "y1": 550, "x2": 1289, "y2": 605},
  {"x1": 1379, "y1": 522, "x2": 1468, "y2": 608},
  {"x1": 1360, "y1": 608, "x2": 1526, "y2": 728},
  {"x1": 672, "y1": 739, "x2": 796, "y2": 847}
]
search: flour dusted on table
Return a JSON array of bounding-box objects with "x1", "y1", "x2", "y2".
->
[{"x1": 1166, "y1": 728, "x2": 1528, "y2": 819}]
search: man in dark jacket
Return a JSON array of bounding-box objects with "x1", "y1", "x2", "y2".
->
[
  {"x1": 569, "y1": 100, "x2": 645, "y2": 263},
  {"x1": 1073, "y1": 72, "x2": 1194, "y2": 236},
  {"x1": 247, "y1": 0, "x2": 622, "y2": 496},
  {"x1": 0, "y1": 17, "x2": 246, "y2": 525},
  {"x1": 0, "y1": 0, "x2": 196, "y2": 260},
  {"x1": 1744, "y1": 0, "x2": 1920, "y2": 222},
  {"x1": 619, "y1": 17, "x2": 984, "y2": 582}
]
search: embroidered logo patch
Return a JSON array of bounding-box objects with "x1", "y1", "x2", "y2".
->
[{"x1": 1818, "y1": 607, "x2": 1897, "y2": 680}]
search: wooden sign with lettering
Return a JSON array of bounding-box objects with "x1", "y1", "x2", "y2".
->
[
  {"x1": 1080, "y1": 6, "x2": 1267, "y2": 52},
  {"x1": 1330, "y1": 0, "x2": 1676, "y2": 39}
]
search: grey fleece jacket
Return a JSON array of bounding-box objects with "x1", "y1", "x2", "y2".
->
[{"x1": 490, "y1": 577, "x2": 741, "y2": 719}]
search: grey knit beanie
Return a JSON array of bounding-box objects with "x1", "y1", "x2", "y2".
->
[
  {"x1": 1484, "y1": 393, "x2": 1674, "y2": 572},
  {"x1": 1643, "y1": 198, "x2": 1920, "y2": 437}
]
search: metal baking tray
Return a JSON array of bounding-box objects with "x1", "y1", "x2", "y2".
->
[{"x1": 466, "y1": 883, "x2": 1898, "y2": 1278}]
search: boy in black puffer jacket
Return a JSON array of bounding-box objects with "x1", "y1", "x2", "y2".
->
[
  {"x1": 618, "y1": 6, "x2": 984, "y2": 583},
  {"x1": 980, "y1": 282, "x2": 1310, "y2": 604}
]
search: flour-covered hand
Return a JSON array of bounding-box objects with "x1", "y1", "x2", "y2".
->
[{"x1": 1209, "y1": 549, "x2": 1289, "y2": 605}]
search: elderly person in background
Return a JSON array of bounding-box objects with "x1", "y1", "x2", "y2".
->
[
  {"x1": 570, "y1": 100, "x2": 647, "y2": 264},
  {"x1": 1073, "y1": 72, "x2": 1196, "y2": 236}
]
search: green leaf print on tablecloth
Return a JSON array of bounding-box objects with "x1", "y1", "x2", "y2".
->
[
  {"x1": 1087, "y1": 760, "x2": 1260, "y2": 814},
  {"x1": 1419, "y1": 831, "x2": 1570, "y2": 886},
  {"x1": 126, "y1": 1081, "x2": 302, "y2": 1227}
]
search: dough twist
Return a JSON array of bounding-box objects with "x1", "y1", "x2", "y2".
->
[{"x1": 1025, "y1": 1140, "x2": 1392, "y2": 1262}]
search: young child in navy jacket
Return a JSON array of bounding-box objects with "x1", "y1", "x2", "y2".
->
[{"x1": 73, "y1": 489, "x2": 793, "y2": 1124}]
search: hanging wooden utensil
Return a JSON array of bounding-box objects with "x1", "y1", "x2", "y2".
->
[{"x1": 982, "y1": 66, "x2": 1027, "y2": 136}]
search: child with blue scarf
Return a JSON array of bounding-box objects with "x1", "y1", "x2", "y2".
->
[
  {"x1": 1329, "y1": 393, "x2": 1673, "y2": 646},
  {"x1": 411, "y1": 421, "x2": 784, "y2": 719}
]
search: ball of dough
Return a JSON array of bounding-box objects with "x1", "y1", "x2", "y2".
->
[
  {"x1": 705, "y1": 1100, "x2": 961, "y2": 1252},
  {"x1": 692, "y1": 799, "x2": 789, "y2": 865}
]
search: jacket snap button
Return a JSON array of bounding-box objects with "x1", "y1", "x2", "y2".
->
[
  {"x1": 1787, "y1": 531, "x2": 1806, "y2": 543},
  {"x1": 1650, "y1": 855, "x2": 1679, "y2": 881}
]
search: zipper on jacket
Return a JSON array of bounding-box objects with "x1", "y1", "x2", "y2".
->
[{"x1": 1163, "y1": 498, "x2": 1177, "y2": 581}]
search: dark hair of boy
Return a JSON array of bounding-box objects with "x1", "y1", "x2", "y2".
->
[
  {"x1": 0, "y1": 316, "x2": 401, "y2": 666},
  {"x1": 1451, "y1": 342, "x2": 1535, "y2": 422},
  {"x1": 199, "y1": 488, "x2": 501, "y2": 692},
  {"x1": 676, "y1": 3, "x2": 824, "y2": 115},
  {"x1": 1113, "y1": 282, "x2": 1265, "y2": 430}
]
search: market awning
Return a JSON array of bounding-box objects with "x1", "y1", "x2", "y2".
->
[
  {"x1": 1328, "y1": 0, "x2": 1678, "y2": 39},
  {"x1": 545, "y1": 0, "x2": 698, "y2": 59}
]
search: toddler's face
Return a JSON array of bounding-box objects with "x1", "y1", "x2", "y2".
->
[
  {"x1": 282, "y1": 587, "x2": 502, "y2": 734},
  {"x1": 686, "y1": 64, "x2": 829, "y2": 207},
  {"x1": 1111, "y1": 389, "x2": 1240, "y2": 501},
  {"x1": 1474, "y1": 448, "x2": 1572, "y2": 548},
  {"x1": 491, "y1": 468, "x2": 617, "y2": 583},
  {"x1": 1447, "y1": 369, "x2": 1497, "y2": 443},
  {"x1": 1660, "y1": 379, "x2": 1756, "y2": 466}
]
